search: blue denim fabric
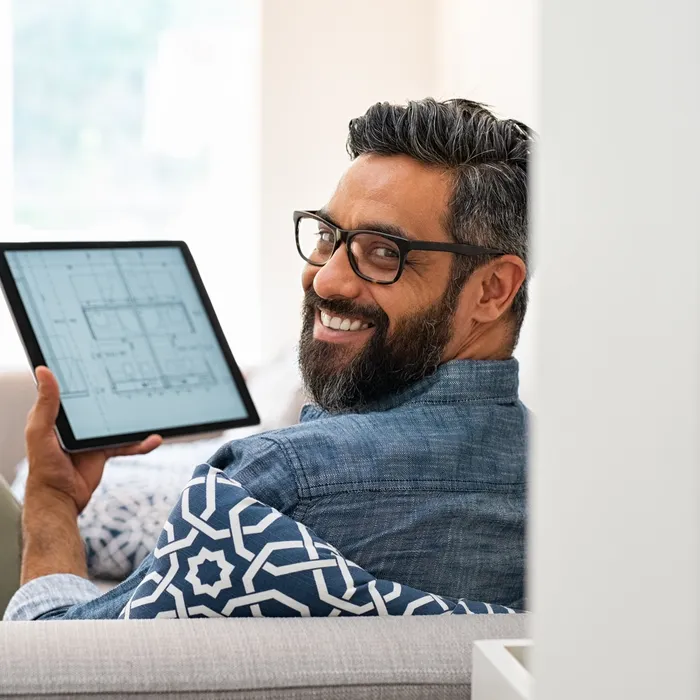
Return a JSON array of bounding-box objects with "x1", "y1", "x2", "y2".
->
[{"x1": 4, "y1": 358, "x2": 527, "y2": 620}]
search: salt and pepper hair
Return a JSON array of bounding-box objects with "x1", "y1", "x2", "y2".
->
[{"x1": 347, "y1": 98, "x2": 533, "y2": 348}]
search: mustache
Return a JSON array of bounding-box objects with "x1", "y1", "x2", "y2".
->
[{"x1": 303, "y1": 288, "x2": 388, "y2": 328}]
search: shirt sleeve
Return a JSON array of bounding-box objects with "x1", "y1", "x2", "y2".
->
[
  {"x1": 3, "y1": 551, "x2": 156, "y2": 621},
  {"x1": 3, "y1": 574, "x2": 101, "y2": 621}
]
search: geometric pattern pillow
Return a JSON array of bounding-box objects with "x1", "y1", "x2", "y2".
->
[{"x1": 120, "y1": 464, "x2": 516, "y2": 619}]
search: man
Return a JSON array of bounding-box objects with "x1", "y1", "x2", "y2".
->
[{"x1": 3, "y1": 98, "x2": 531, "y2": 621}]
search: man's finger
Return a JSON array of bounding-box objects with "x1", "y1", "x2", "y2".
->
[
  {"x1": 108, "y1": 434, "x2": 163, "y2": 459},
  {"x1": 27, "y1": 367, "x2": 61, "y2": 432}
]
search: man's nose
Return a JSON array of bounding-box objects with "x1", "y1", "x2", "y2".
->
[{"x1": 312, "y1": 244, "x2": 364, "y2": 301}]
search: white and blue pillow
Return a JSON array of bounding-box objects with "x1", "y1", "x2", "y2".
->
[
  {"x1": 12, "y1": 437, "x2": 227, "y2": 580},
  {"x1": 120, "y1": 463, "x2": 516, "y2": 619}
]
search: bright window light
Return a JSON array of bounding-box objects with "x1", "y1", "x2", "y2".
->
[{"x1": 1, "y1": 0, "x2": 260, "y2": 370}]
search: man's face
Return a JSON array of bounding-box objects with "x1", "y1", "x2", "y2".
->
[{"x1": 299, "y1": 153, "x2": 473, "y2": 412}]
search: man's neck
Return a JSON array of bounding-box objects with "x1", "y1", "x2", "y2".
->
[{"x1": 444, "y1": 324, "x2": 513, "y2": 363}]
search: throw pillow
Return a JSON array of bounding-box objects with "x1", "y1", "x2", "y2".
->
[
  {"x1": 12, "y1": 438, "x2": 226, "y2": 580},
  {"x1": 120, "y1": 463, "x2": 516, "y2": 618}
]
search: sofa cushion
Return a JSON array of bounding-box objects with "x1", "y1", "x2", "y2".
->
[{"x1": 121, "y1": 463, "x2": 516, "y2": 619}]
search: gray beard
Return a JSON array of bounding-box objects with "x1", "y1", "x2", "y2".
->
[{"x1": 297, "y1": 286, "x2": 460, "y2": 413}]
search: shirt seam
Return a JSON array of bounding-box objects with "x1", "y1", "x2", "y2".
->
[
  {"x1": 300, "y1": 481, "x2": 526, "y2": 497},
  {"x1": 407, "y1": 396, "x2": 519, "y2": 405},
  {"x1": 255, "y1": 434, "x2": 309, "y2": 502},
  {"x1": 303, "y1": 397, "x2": 520, "y2": 420}
]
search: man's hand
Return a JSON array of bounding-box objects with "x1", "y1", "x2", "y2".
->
[
  {"x1": 25, "y1": 366, "x2": 162, "y2": 514},
  {"x1": 19, "y1": 366, "x2": 163, "y2": 586}
]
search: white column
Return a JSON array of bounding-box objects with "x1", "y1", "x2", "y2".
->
[
  {"x1": 258, "y1": 0, "x2": 436, "y2": 363},
  {"x1": 531, "y1": 1, "x2": 700, "y2": 699}
]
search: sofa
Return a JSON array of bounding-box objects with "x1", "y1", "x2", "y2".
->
[{"x1": 0, "y1": 369, "x2": 530, "y2": 699}]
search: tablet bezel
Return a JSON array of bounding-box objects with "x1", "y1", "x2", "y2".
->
[{"x1": 0, "y1": 240, "x2": 260, "y2": 452}]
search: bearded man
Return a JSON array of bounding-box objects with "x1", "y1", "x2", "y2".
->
[{"x1": 4, "y1": 98, "x2": 531, "y2": 620}]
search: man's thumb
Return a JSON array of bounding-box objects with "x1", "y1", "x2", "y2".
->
[{"x1": 33, "y1": 366, "x2": 61, "y2": 425}]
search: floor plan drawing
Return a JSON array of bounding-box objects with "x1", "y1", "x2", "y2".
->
[{"x1": 5, "y1": 246, "x2": 247, "y2": 439}]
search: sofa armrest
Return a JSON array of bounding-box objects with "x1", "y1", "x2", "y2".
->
[
  {"x1": 0, "y1": 371, "x2": 35, "y2": 485},
  {"x1": 0, "y1": 615, "x2": 529, "y2": 699}
]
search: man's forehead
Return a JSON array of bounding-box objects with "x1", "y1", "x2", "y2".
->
[{"x1": 324, "y1": 154, "x2": 452, "y2": 241}]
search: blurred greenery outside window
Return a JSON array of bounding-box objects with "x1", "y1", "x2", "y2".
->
[{"x1": 8, "y1": 0, "x2": 261, "y2": 366}]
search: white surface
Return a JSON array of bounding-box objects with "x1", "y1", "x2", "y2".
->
[
  {"x1": 530, "y1": 1, "x2": 700, "y2": 699},
  {"x1": 472, "y1": 639, "x2": 532, "y2": 700},
  {"x1": 435, "y1": 0, "x2": 537, "y2": 127}
]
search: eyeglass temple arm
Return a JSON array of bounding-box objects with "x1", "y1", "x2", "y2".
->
[{"x1": 409, "y1": 241, "x2": 505, "y2": 256}]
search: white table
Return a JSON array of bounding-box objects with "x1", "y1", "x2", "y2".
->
[{"x1": 472, "y1": 638, "x2": 532, "y2": 700}]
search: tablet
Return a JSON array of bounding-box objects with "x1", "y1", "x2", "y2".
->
[{"x1": 0, "y1": 241, "x2": 259, "y2": 452}]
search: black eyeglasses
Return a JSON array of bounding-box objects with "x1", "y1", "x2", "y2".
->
[{"x1": 294, "y1": 210, "x2": 504, "y2": 285}]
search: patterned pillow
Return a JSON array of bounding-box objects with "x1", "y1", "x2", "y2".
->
[
  {"x1": 12, "y1": 436, "x2": 228, "y2": 580},
  {"x1": 120, "y1": 463, "x2": 516, "y2": 619},
  {"x1": 77, "y1": 460, "x2": 198, "y2": 580}
]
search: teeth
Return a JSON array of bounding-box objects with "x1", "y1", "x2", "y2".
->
[{"x1": 319, "y1": 309, "x2": 371, "y2": 332}]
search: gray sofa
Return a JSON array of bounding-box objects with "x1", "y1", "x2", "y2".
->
[
  {"x1": 0, "y1": 370, "x2": 530, "y2": 699},
  {"x1": 0, "y1": 617, "x2": 528, "y2": 699}
]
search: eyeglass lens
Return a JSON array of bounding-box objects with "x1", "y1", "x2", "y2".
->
[{"x1": 297, "y1": 216, "x2": 401, "y2": 283}]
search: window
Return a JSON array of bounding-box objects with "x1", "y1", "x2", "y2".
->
[{"x1": 1, "y1": 0, "x2": 260, "y2": 370}]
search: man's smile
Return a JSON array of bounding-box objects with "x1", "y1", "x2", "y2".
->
[{"x1": 313, "y1": 307, "x2": 376, "y2": 343}]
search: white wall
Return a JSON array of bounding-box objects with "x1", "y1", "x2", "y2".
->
[
  {"x1": 531, "y1": 0, "x2": 700, "y2": 698},
  {"x1": 258, "y1": 0, "x2": 437, "y2": 362},
  {"x1": 435, "y1": 0, "x2": 537, "y2": 126}
]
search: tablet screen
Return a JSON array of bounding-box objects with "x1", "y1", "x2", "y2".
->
[{"x1": 4, "y1": 245, "x2": 252, "y2": 440}]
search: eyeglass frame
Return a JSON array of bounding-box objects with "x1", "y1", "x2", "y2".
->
[{"x1": 294, "y1": 210, "x2": 506, "y2": 285}]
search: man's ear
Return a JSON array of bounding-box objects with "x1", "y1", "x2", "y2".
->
[{"x1": 469, "y1": 255, "x2": 527, "y2": 324}]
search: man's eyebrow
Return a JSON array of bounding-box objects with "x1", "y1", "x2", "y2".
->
[{"x1": 315, "y1": 207, "x2": 414, "y2": 241}]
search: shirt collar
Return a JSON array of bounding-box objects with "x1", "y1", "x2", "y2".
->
[{"x1": 300, "y1": 358, "x2": 520, "y2": 421}]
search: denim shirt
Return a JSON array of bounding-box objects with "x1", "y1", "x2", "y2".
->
[{"x1": 4, "y1": 358, "x2": 527, "y2": 621}]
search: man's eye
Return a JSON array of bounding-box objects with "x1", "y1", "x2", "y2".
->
[
  {"x1": 313, "y1": 230, "x2": 335, "y2": 251},
  {"x1": 373, "y1": 246, "x2": 399, "y2": 259}
]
